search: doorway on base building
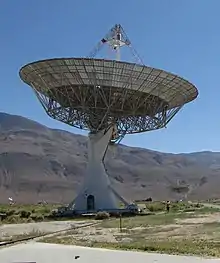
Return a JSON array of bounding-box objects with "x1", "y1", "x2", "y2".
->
[{"x1": 87, "y1": 194, "x2": 95, "y2": 211}]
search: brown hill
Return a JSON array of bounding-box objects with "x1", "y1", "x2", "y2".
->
[{"x1": 0, "y1": 112, "x2": 219, "y2": 204}]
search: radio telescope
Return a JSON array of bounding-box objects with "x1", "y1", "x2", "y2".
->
[{"x1": 19, "y1": 24, "x2": 198, "y2": 213}]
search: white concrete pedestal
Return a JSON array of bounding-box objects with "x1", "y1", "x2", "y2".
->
[{"x1": 73, "y1": 127, "x2": 120, "y2": 212}]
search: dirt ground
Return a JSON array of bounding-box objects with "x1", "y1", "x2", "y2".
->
[
  {"x1": 0, "y1": 220, "x2": 95, "y2": 241},
  {"x1": 44, "y1": 212, "x2": 220, "y2": 245},
  {"x1": 177, "y1": 213, "x2": 220, "y2": 224},
  {"x1": 2, "y1": 212, "x2": 220, "y2": 246}
]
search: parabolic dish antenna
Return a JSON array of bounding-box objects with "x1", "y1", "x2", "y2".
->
[{"x1": 19, "y1": 24, "x2": 198, "y2": 213}]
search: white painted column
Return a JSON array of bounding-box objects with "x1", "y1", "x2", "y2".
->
[{"x1": 73, "y1": 127, "x2": 118, "y2": 212}]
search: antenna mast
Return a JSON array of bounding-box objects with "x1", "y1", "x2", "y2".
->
[
  {"x1": 87, "y1": 24, "x2": 144, "y2": 64},
  {"x1": 105, "y1": 24, "x2": 128, "y2": 61}
]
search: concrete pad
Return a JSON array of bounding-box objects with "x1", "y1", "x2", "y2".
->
[{"x1": 0, "y1": 242, "x2": 220, "y2": 263}]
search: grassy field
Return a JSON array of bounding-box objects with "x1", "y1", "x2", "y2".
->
[
  {"x1": 3, "y1": 201, "x2": 220, "y2": 257},
  {"x1": 41, "y1": 201, "x2": 220, "y2": 257}
]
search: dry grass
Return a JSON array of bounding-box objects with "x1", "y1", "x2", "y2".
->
[
  {"x1": 41, "y1": 204, "x2": 220, "y2": 257},
  {"x1": 0, "y1": 204, "x2": 59, "y2": 224},
  {"x1": 0, "y1": 204, "x2": 92, "y2": 224}
]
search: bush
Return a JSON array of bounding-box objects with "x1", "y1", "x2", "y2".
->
[
  {"x1": 35, "y1": 215, "x2": 44, "y2": 222},
  {"x1": 6, "y1": 215, "x2": 20, "y2": 223},
  {"x1": 31, "y1": 214, "x2": 44, "y2": 222},
  {"x1": 0, "y1": 213, "x2": 7, "y2": 221},
  {"x1": 95, "y1": 211, "x2": 110, "y2": 220},
  {"x1": 6, "y1": 209, "x2": 15, "y2": 217},
  {"x1": 194, "y1": 203, "x2": 202, "y2": 208},
  {"x1": 38, "y1": 207, "x2": 51, "y2": 215},
  {"x1": 20, "y1": 210, "x2": 31, "y2": 218},
  {"x1": 146, "y1": 202, "x2": 165, "y2": 212},
  {"x1": 171, "y1": 202, "x2": 186, "y2": 211},
  {"x1": 26, "y1": 217, "x2": 34, "y2": 223},
  {"x1": 109, "y1": 212, "x2": 121, "y2": 218}
]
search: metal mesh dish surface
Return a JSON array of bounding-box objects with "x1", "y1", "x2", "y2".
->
[{"x1": 19, "y1": 58, "x2": 198, "y2": 134}]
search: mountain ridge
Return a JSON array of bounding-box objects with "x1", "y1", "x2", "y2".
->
[{"x1": 0, "y1": 112, "x2": 219, "y2": 204}]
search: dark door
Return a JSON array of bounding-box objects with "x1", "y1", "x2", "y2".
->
[{"x1": 87, "y1": 195, "x2": 95, "y2": 211}]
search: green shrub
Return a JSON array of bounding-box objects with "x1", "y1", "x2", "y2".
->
[
  {"x1": 36, "y1": 207, "x2": 51, "y2": 215},
  {"x1": 35, "y1": 215, "x2": 44, "y2": 222},
  {"x1": 20, "y1": 210, "x2": 31, "y2": 218},
  {"x1": 6, "y1": 209, "x2": 15, "y2": 217},
  {"x1": 194, "y1": 203, "x2": 202, "y2": 208},
  {"x1": 171, "y1": 202, "x2": 186, "y2": 211},
  {"x1": 26, "y1": 217, "x2": 34, "y2": 223},
  {"x1": 146, "y1": 202, "x2": 165, "y2": 212},
  {"x1": 6, "y1": 215, "x2": 20, "y2": 223},
  {"x1": 95, "y1": 211, "x2": 110, "y2": 220},
  {"x1": 0, "y1": 213, "x2": 7, "y2": 221}
]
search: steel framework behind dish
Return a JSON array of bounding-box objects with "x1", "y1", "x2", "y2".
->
[{"x1": 19, "y1": 24, "x2": 198, "y2": 213}]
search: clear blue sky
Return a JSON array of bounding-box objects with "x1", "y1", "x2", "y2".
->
[{"x1": 0, "y1": 0, "x2": 219, "y2": 153}]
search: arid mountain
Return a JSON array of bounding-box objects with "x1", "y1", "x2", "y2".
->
[{"x1": 0, "y1": 112, "x2": 219, "y2": 204}]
